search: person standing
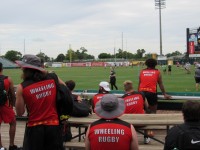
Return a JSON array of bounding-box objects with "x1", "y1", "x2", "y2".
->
[
  {"x1": 0, "y1": 62, "x2": 19, "y2": 150},
  {"x1": 184, "y1": 62, "x2": 191, "y2": 74},
  {"x1": 164, "y1": 101, "x2": 200, "y2": 150},
  {"x1": 85, "y1": 94, "x2": 139, "y2": 150},
  {"x1": 91, "y1": 81, "x2": 110, "y2": 111},
  {"x1": 109, "y1": 70, "x2": 118, "y2": 90},
  {"x1": 168, "y1": 65, "x2": 172, "y2": 75},
  {"x1": 138, "y1": 58, "x2": 171, "y2": 113},
  {"x1": 15, "y1": 54, "x2": 65, "y2": 150},
  {"x1": 194, "y1": 65, "x2": 200, "y2": 91},
  {"x1": 162, "y1": 64, "x2": 167, "y2": 74}
]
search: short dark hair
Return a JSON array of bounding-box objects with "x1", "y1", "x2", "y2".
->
[
  {"x1": 0, "y1": 62, "x2": 2, "y2": 71},
  {"x1": 145, "y1": 58, "x2": 157, "y2": 68},
  {"x1": 182, "y1": 101, "x2": 200, "y2": 122},
  {"x1": 65, "y1": 80, "x2": 76, "y2": 91}
]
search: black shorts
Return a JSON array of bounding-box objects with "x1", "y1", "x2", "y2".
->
[
  {"x1": 25, "y1": 125, "x2": 63, "y2": 150},
  {"x1": 195, "y1": 77, "x2": 200, "y2": 83},
  {"x1": 141, "y1": 91, "x2": 158, "y2": 106}
]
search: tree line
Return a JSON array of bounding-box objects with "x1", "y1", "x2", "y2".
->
[{"x1": 2, "y1": 48, "x2": 183, "y2": 62}]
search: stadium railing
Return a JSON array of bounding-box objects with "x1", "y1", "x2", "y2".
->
[
  {"x1": 73, "y1": 89, "x2": 200, "y2": 100},
  {"x1": 73, "y1": 90, "x2": 200, "y2": 110}
]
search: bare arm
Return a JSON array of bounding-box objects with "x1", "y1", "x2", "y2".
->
[
  {"x1": 85, "y1": 125, "x2": 90, "y2": 150},
  {"x1": 91, "y1": 98, "x2": 95, "y2": 112},
  {"x1": 15, "y1": 84, "x2": 26, "y2": 116},
  {"x1": 144, "y1": 98, "x2": 149, "y2": 111},
  {"x1": 158, "y1": 74, "x2": 171, "y2": 99},
  {"x1": 130, "y1": 125, "x2": 139, "y2": 150},
  {"x1": 58, "y1": 77, "x2": 66, "y2": 85},
  {"x1": 8, "y1": 77, "x2": 16, "y2": 106},
  {"x1": 138, "y1": 76, "x2": 141, "y2": 91}
]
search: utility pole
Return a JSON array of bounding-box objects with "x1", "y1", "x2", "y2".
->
[
  {"x1": 69, "y1": 44, "x2": 72, "y2": 64},
  {"x1": 155, "y1": 0, "x2": 166, "y2": 56},
  {"x1": 114, "y1": 39, "x2": 116, "y2": 63},
  {"x1": 122, "y1": 32, "x2": 123, "y2": 59},
  {"x1": 122, "y1": 32, "x2": 123, "y2": 51},
  {"x1": 126, "y1": 39, "x2": 127, "y2": 60}
]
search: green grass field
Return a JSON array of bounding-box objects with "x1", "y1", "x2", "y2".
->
[{"x1": 3, "y1": 65, "x2": 196, "y2": 93}]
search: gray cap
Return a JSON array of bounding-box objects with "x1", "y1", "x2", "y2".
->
[
  {"x1": 15, "y1": 54, "x2": 45, "y2": 72},
  {"x1": 95, "y1": 94, "x2": 125, "y2": 119}
]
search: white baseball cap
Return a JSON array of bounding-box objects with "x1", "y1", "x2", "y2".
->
[{"x1": 99, "y1": 81, "x2": 111, "y2": 91}]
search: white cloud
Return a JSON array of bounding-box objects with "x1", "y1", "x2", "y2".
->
[{"x1": 0, "y1": 0, "x2": 199, "y2": 58}]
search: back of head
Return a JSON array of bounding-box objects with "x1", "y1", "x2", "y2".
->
[
  {"x1": 145, "y1": 58, "x2": 157, "y2": 69},
  {"x1": 123, "y1": 80, "x2": 133, "y2": 92},
  {"x1": 65, "y1": 80, "x2": 76, "y2": 91},
  {"x1": 110, "y1": 70, "x2": 115, "y2": 75},
  {"x1": 182, "y1": 101, "x2": 200, "y2": 122}
]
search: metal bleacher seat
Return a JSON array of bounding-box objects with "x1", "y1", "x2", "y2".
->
[{"x1": 0, "y1": 57, "x2": 19, "y2": 68}]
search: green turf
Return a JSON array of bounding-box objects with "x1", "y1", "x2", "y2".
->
[{"x1": 3, "y1": 65, "x2": 196, "y2": 92}]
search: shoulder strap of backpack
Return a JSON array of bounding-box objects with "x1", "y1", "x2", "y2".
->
[
  {"x1": 48, "y1": 73, "x2": 59, "y2": 88},
  {"x1": 0, "y1": 75, "x2": 7, "y2": 80},
  {"x1": 0, "y1": 75, "x2": 7, "y2": 91}
]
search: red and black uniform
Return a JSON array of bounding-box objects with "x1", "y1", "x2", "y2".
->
[
  {"x1": 139, "y1": 69, "x2": 160, "y2": 93},
  {"x1": 21, "y1": 75, "x2": 62, "y2": 150},
  {"x1": 22, "y1": 78, "x2": 59, "y2": 127},
  {"x1": 138, "y1": 68, "x2": 160, "y2": 106},
  {"x1": 88, "y1": 119, "x2": 132, "y2": 150},
  {"x1": 0, "y1": 76, "x2": 15, "y2": 124},
  {"x1": 122, "y1": 91, "x2": 145, "y2": 114},
  {"x1": 92, "y1": 93, "x2": 108, "y2": 111}
]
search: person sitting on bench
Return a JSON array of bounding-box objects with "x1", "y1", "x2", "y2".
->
[
  {"x1": 164, "y1": 101, "x2": 200, "y2": 150},
  {"x1": 85, "y1": 94, "x2": 139, "y2": 150}
]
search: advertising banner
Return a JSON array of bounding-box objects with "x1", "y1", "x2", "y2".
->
[
  {"x1": 91, "y1": 62, "x2": 105, "y2": 67},
  {"x1": 197, "y1": 28, "x2": 200, "y2": 52},
  {"x1": 187, "y1": 28, "x2": 200, "y2": 53},
  {"x1": 65, "y1": 63, "x2": 87, "y2": 67},
  {"x1": 189, "y1": 41, "x2": 195, "y2": 54}
]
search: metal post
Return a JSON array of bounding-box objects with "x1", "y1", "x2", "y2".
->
[
  {"x1": 69, "y1": 44, "x2": 72, "y2": 64},
  {"x1": 122, "y1": 32, "x2": 123, "y2": 59},
  {"x1": 155, "y1": 0, "x2": 166, "y2": 56},
  {"x1": 159, "y1": 7, "x2": 162, "y2": 55}
]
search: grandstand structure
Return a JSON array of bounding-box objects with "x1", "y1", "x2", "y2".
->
[{"x1": 0, "y1": 57, "x2": 19, "y2": 68}]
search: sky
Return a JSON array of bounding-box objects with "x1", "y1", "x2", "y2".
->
[{"x1": 0, "y1": 0, "x2": 199, "y2": 59}]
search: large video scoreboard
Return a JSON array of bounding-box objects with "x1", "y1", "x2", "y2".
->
[{"x1": 187, "y1": 27, "x2": 200, "y2": 54}]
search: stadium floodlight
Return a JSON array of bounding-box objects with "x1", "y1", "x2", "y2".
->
[{"x1": 155, "y1": 0, "x2": 166, "y2": 56}]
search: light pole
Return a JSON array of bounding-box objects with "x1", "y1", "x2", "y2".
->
[
  {"x1": 122, "y1": 32, "x2": 123, "y2": 59},
  {"x1": 114, "y1": 39, "x2": 116, "y2": 63},
  {"x1": 69, "y1": 44, "x2": 72, "y2": 64},
  {"x1": 155, "y1": 0, "x2": 166, "y2": 56}
]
